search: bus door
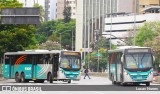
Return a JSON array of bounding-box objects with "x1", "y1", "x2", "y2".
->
[
  {"x1": 52, "y1": 54, "x2": 59, "y2": 78},
  {"x1": 32, "y1": 55, "x2": 37, "y2": 79},
  {"x1": 116, "y1": 53, "x2": 122, "y2": 82}
]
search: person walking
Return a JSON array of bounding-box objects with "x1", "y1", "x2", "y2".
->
[{"x1": 84, "y1": 68, "x2": 91, "y2": 79}]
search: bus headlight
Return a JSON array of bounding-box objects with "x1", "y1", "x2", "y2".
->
[{"x1": 124, "y1": 71, "x2": 128, "y2": 75}]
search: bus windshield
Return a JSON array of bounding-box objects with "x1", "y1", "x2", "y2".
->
[
  {"x1": 125, "y1": 53, "x2": 153, "y2": 69},
  {"x1": 60, "y1": 56, "x2": 81, "y2": 69}
]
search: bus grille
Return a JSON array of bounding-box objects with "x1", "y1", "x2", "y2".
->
[{"x1": 130, "y1": 75, "x2": 148, "y2": 81}]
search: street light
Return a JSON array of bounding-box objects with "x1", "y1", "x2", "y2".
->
[
  {"x1": 133, "y1": 0, "x2": 137, "y2": 46},
  {"x1": 60, "y1": 33, "x2": 62, "y2": 50},
  {"x1": 97, "y1": 48, "x2": 100, "y2": 72}
]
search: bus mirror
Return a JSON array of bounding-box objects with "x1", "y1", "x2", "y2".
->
[
  {"x1": 153, "y1": 56, "x2": 155, "y2": 63},
  {"x1": 121, "y1": 56, "x2": 124, "y2": 63}
]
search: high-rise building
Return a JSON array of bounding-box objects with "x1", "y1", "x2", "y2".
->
[
  {"x1": 76, "y1": 0, "x2": 109, "y2": 52},
  {"x1": 56, "y1": 0, "x2": 77, "y2": 19},
  {"x1": 45, "y1": 0, "x2": 57, "y2": 21}
]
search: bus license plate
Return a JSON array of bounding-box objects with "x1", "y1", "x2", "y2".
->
[
  {"x1": 70, "y1": 75, "x2": 74, "y2": 77},
  {"x1": 137, "y1": 76, "x2": 142, "y2": 79}
]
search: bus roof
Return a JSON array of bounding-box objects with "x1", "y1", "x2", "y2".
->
[
  {"x1": 4, "y1": 50, "x2": 80, "y2": 55},
  {"x1": 108, "y1": 46, "x2": 151, "y2": 53}
]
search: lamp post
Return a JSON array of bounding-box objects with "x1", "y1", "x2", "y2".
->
[
  {"x1": 110, "y1": 0, "x2": 112, "y2": 50},
  {"x1": 60, "y1": 33, "x2": 62, "y2": 50},
  {"x1": 97, "y1": 48, "x2": 99, "y2": 72},
  {"x1": 133, "y1": 0, "x2": 137, "y2": 46}
]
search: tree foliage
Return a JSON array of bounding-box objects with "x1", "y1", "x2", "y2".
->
[
  {"x1": 0, "y1": 1, "x2": 37, "y2": 57},
  {"x1": 0, "y1": 0, "x2": 23, "y2": 8},
  {"x1": 0, "y1": 25, "x2": 37, "y2": 57},
  {"x1": 136, "y1": 21, "x2": 160, "y2": 69},
  {"x1": 36, "y1": 20, "x2": 76, "y2": 50},
  {"x1": 136, "y1": 22, "x2": 159, "y2": 46},
  {"x1": 84, "y1": 37, "x2": 116, "y2": 72},
  {"x1": 63, "y1": 6, "x2": 71, "y2": 23}
]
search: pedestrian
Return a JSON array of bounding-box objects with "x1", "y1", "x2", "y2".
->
[{"x1": 84, "y1": 68, "x2": 91, "y2": 79}]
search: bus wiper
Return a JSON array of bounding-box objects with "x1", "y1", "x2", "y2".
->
[
  {"x1": 131, "y1": 55, "x2": 137, "y2": 63},
  {"x1": 141, "y1": 54, "x2": 145, "y2": 63}
]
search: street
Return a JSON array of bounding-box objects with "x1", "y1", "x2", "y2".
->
[{"x1": 0, "y1": 76, "x2": 160, "y2": 94}]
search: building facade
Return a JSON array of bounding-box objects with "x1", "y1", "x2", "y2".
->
[
  {"x1": 137, "y1": 0, "x2": 160, "y2": 13},
  {"x1": 76, "y1": 0, "x2": 110, "y2": 52},
  {"x1": 56, "y1": 0, "x2": 77, "y2": 19},
  {"x1": 104, "y1": 13, "x2": 160, "y2": 46},
  {"x1": 75, "y1": 0, "x2": 137, "y2": 52}
]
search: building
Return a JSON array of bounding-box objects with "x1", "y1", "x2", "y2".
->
[
  {"x1": 18, "y1": 0, "x2": 57, "y2": 21},
  {"x1": 103, "y1": 9, "x2": 160, "y2": 46},
  {"x1": 56, "y1": 0, "x2": 77, "y2": 19},
  {"x1": 103, "y1": 0, "x2": 160, "y2": 46},
  {"x1": 44, "y1": 0, "x2": 57, "y2": 21},
  {"x1": 76, "y1": 0, "x2": 109, "y2": 52},
  {"x1": 137, "y1": 0, "x2": 160, "y2": 14},
  {"x1": 18, "y1": 0, "x2": 44, "y2": 7},
  {"x1": 56, "y1": 0, "x2": 65, "y2": 19},
  {"x1": 75, "y1": 0, "x2": 138, "y2": 52}
]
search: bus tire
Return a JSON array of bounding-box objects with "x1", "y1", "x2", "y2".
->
[
  {"x1": 34, "y1": 80, "x2": 44, "y2": 83},
  {"x1": 146, "y1": 82, "x2": 150, "y2": 86},
  {"x1": 68, "y1": 80, "x2": 71, "y2": 83},
  {"x1": 49, "y1": 73, "x2": 53, "y2": 83},
  {"x1": 15, "y1": 73, "x2": 21, "y2": 83},
  {"x1": 112, "y1": 76, "x2": 116, "y2": 85},
  {"x1": 21, "y1": 73, "x2": 25, "y2": 82}
]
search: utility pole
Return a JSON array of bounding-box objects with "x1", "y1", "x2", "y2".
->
[
  {"x1": 110, "y1": 0, "x2": 112, "y2": 50},
  {"x1": 60, "y1": 33, "x2": 62, "y2": 50},
  {"x1": 97, "y1": 48, "x2": 99, "y2": 72},
  {"x1": 133, "y1": 0, "x2": 137, "y2": 46},
  {"x1": 72, "y1": 30, "x2": 73, "y2": 51}
]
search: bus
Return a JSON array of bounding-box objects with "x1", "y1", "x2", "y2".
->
[
  {"x1": 3, "y1": 50, "x2": 81, "y2": 83},
  {"x1": 108, "y1": 46, "x2": 155, "y2": 86}
]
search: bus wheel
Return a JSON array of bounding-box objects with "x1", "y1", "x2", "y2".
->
[
  {"x1": 34, "y1": 80, "x2": 44, "y2": 83},
  {"x1": 112, "y1": 76, "x2": 116, "y2": 85},
  {"x1": 48, "y1": 74, "x2": 53, "y2": 83},
  {"x1": 146, "y1": 82, "x2": 150, "y2": 86},
  {"x1": 68, "y1": 80, "x2": 71, "y2": 83},
  {"x1": 21, "y1": 73, "x2": 27, "y2": 83},
  {"x1": 39, "y1": 80, "x2": 44, "y2": 83},
  {"x1": 15, "y1": 73, "x2": 20, "y2": 82}
]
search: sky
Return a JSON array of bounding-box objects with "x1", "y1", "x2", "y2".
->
[{"x1": 18, "y1": 0, "x2": 45, "y2": 7}]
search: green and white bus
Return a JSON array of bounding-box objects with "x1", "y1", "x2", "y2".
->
[
  {"x1": 3, "y1": 50, "x2": 81, "y2": 83},
  {"x1": 108, "y1": 46, "x2": 155, "y2": 86}
]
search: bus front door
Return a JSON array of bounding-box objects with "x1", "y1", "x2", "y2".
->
[{"x1": 52, "y1": 54, "x2": 59, "y2": 78}]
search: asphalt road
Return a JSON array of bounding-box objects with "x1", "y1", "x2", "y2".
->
[{"x1": 0, "y1": 76, "x2": 160, "y2": 94}]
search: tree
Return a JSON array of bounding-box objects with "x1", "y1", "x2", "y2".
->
[
  {"x1": 63, "y1": 6, "x2": 71, "y2": 23},
  {"x1": 0, "y1": 0, "x2": 23, "y2": 8},
  {"x1": 84, "y1": 37, "x2": 116, "y2": 72},
  {"x1": 135, "y1": 21, "x2": 160, "y2": 70},
  {"x1": 36, "y1": 20, "x2": 76, "y2": 50},
  {"x1": 0, "y1": 25, "x2": 37, "y2": 56},
  {"x1": 136, "y1": 22, "x2": 159, "y2": 46}
]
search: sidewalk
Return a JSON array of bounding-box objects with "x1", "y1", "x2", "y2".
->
[{"x1": 152, "y1": 81, "x2": 160, "y2": 84}]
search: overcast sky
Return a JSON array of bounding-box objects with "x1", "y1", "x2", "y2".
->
[{"x1": 18, "y1": 0, "x2": 44, "y2": 7}]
